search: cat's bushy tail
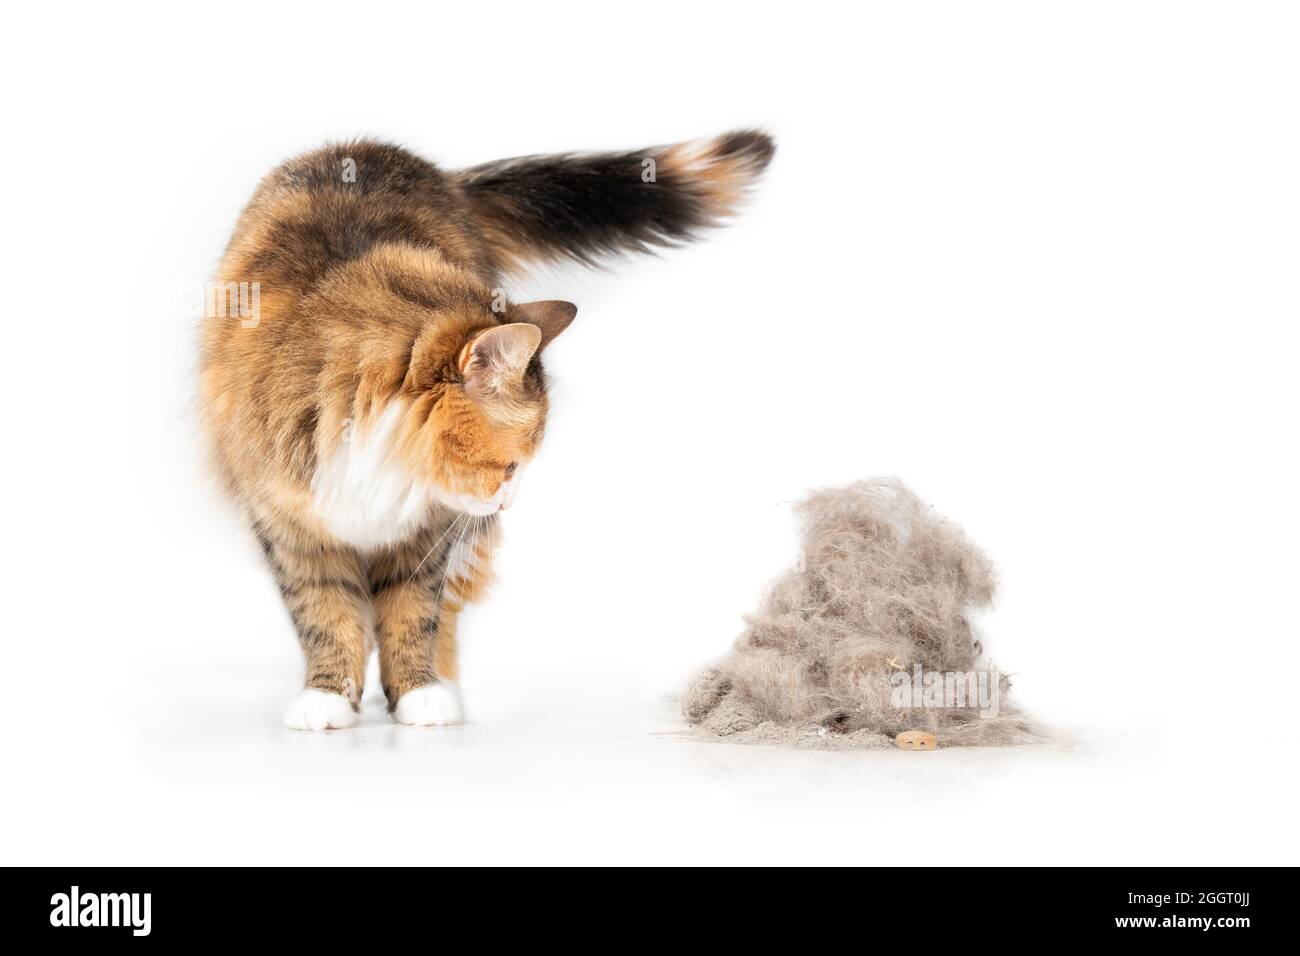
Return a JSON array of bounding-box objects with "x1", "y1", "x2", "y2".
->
[{"x1": 456, "y1": 130, "x2": 774, "y2": 272}]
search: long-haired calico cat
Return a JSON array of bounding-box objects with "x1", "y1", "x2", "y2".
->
[{"x1": 201, "y1": 130, "x2": 774, "y2": 729}]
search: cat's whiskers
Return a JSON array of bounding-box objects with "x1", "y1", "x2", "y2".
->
[
  {"x1": 405, "y1": 512, "x2": 467, "y2": 590},
  {"x1": 462, "y1": 516, "x2": 481, "y2": 603},
  {"x1": 435, "y1": 513, "x2": 473, "y2": 605}
]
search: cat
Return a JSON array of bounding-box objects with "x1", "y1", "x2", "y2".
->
[{"x1": 200, "y1": 131, "x2": 774, "y2": 729}]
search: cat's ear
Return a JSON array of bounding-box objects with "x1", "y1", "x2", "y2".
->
[
  {"x1": 512, "y1": 300, "x2": 577, "y2": 349},
  {"x1": 459, "y1": 323, "x2": 542, "y2": 396}
]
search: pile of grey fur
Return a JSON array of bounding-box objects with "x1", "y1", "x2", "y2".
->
[{"x1": 682, "y1": 479, "x2": 1042, "y2": 749}]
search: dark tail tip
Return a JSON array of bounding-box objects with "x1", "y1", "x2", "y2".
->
[{"x1": 711, "y1": 129, "x2": 777, "y2": 173}]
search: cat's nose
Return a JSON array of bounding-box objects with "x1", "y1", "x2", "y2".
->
[{"x1": 498, "y1": 501, "x2": 509, "y2": 511}]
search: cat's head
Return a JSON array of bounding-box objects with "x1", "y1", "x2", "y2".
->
[{"x1": 412, "y1": 299, "x2": 576, "y2": 516}]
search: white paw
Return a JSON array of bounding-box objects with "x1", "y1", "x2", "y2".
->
[
  {"x1": 394, "y1": 682, "x2": 464, "y2": 726},
  {"x1": 282, "y1": 688, "x2": 357, "y2": 731}
]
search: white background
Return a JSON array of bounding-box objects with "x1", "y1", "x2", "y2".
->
[{"x1": 3, "y1": 1, "x2": 1297, "y2": 865}]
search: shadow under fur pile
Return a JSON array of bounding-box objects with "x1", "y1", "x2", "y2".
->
[{"x1": 681, "y1": 480, "x2": 1042, "y2": 749}]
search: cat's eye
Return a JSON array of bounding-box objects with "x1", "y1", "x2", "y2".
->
[{"x1": 504, "y1": 462, "x2": 518, "y2": 479}]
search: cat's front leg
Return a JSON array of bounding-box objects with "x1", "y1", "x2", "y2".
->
[
  {"x1": 255, "y1": 521, "x2": 372, "y2": 730},
  {"x1": 369, "y1": 518, "x2": 492, "y2": 725}
]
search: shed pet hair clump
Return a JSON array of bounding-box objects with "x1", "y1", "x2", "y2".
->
[{"x1": 682, "y1": 480, "x2": 1041, "y2": 749}]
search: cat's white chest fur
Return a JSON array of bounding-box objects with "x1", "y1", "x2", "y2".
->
[{"x1": 309, "y1": 403, "x2": 435, "y2": 550}]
